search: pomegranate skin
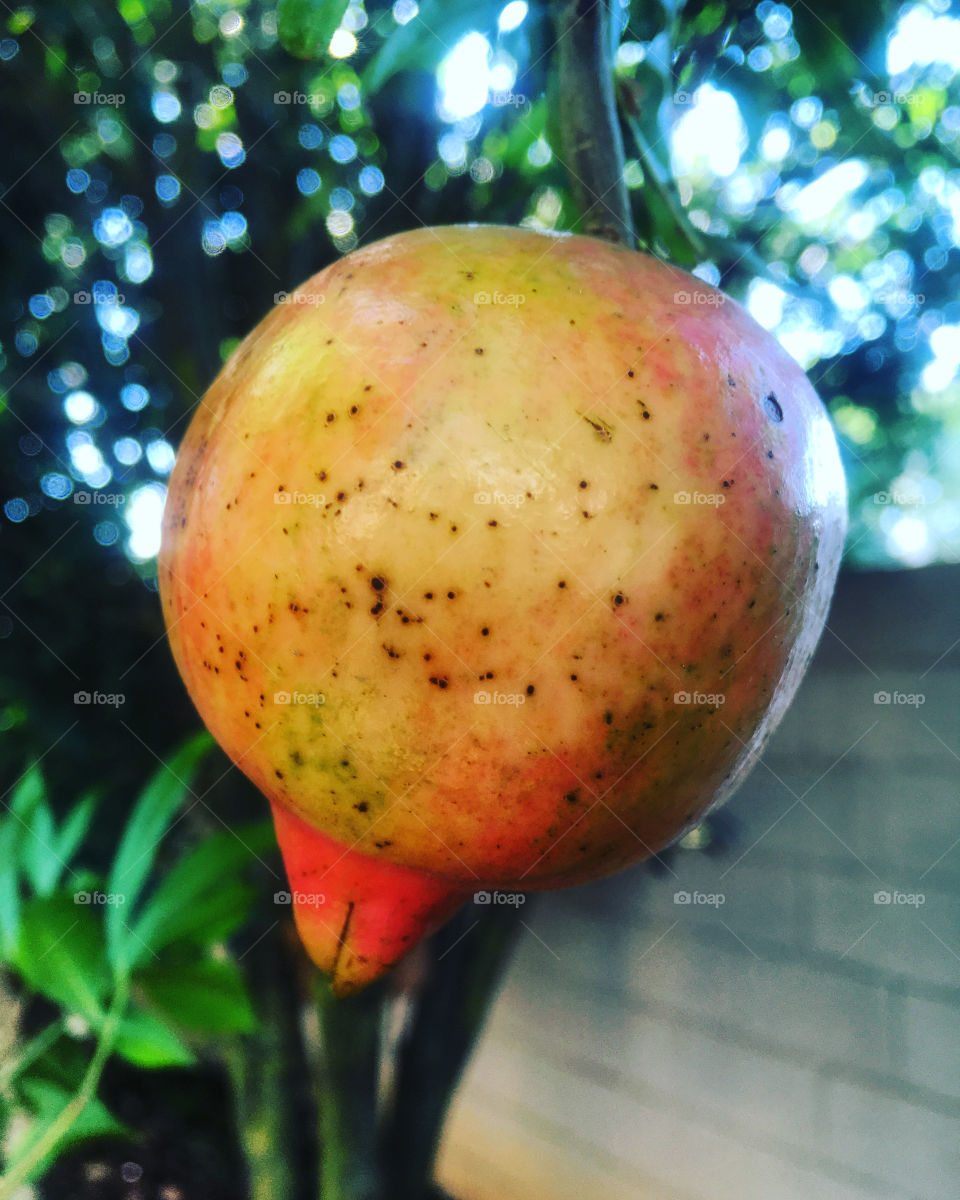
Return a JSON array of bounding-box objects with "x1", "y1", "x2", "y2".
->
[{"x1": 160, "y1": 225, "x2": 846, "y2": 992}]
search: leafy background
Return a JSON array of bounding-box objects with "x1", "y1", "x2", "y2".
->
[{"x1": 0, "y1": 0, "x2": 959, "y2": 1195}]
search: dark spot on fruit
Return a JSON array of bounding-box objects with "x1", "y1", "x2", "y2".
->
[
  {"x1": 364, "y1": 384, "x2": 372, "y2": 391},
  {"x1": 423, "y1": 653, "x2": 432, "y2": 661},
  {"x1": 447, "y1": 591, "x2": 455, "y2": 599},
  {"x1": 570, "y1": 673, "x2": 578, "y2": 681},
  {"x1": 649, "y1": 483, "x2": 659, "y2": 490},
  {"x1": 767, "y1": 450, "x2": 774, "y2": 459},
  {"x1": 355, "y1": 801, "x2": 368, "y2": 813},
  {"x1": 627, "y1": 369, "x2": 634, "y2": 378},
  {"x1": 641, "y1": 411, "x2": 651, "y2": 420},
  {"x1": 429, "y1": 676, "x2": 448, "y2": 689},
  {"x1": 371, "y1": 576, "x2": 385, "y2": 591},
  {"x1": 604, "y1": 711, "x2": 613, "y2": 725},
  {"x1": 481, "y1": 627, "x2": 489, "y2": 636},
  {"x1": 370, "y1": 601, "x2": 383, "y2": 616},
  {"x1": 565, "y1": 790, "x2": 579, "y2": 804},
  {"x1": 350, "y1": 405, "x2": 359, "y2": 415},
  {"x1": 748, "y1": 599, "x2": 756, "y2": 608},
  {"x1": 275, "y1": 769, "x2": 284, "y2": 779},
  {"x1": 318, "y1": 471, "x2": 327, "y2": 481},
  {"x1": 722, "y1": 479, "x2": 733, "y2": 488},
  {"x1": 614, "y1": 593, "x2": 625, "y2": 606},
  {"x1": 763, "y1": 393, "x2": 784, "y2": 422},
  {"x1": 582, "y1": 511, "x2": 592, "y2": 519},
  {"x1": 393, "y1": 460, "x2": 405, "y2": 470},
  {"x1": 425, "y1": 592, "x2": 434, "y2": 600},
  {"x1": 526, "y1": 685, "x2": 535, "y2": 695},
  {"x1": 488, "y1": 520, "x2": 498, "y2": 527},
  {"x1": 291, "y1": 751, "x2": 303, "y2": 766},
  {"x1": 450, "y1": 524, "x2": 458, "y2": 532},
  {"x1": 584, "y1": 415, "x2": 614, "y2": 442},
  {"x1": 727, "y1": 374, "x2": 736, "y2": 386},
  {"x1": 655, "y1": 612, "x2": 665, "y2": 622},
  {"x1": 579, "y1": 480, "x2": 588, "y2": 489},
  {"x1": 326, "y1": 413, "x2": 335, "y2": 423},
  {"x1": 429, "y1": 512, "x2": 438, "y2": 520},
  {"x1": 383, "y1": 644, "x2": 401, "y2": 659},
  {"x1": 475, "y1": 347, "x2": 484, "y2": 355}
]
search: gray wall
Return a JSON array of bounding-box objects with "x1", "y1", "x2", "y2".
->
[{"x1": 438, "y1": 564, "x2": 960, "y2": 1200}]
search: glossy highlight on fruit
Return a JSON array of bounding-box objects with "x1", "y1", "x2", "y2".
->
[{"x1": 159, "y1": 225, "x2": 846, "y2": 994}]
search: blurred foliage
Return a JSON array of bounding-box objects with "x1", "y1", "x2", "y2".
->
[{"x1": 0, "y1": 734, "x2": 275, "y2": 1192}]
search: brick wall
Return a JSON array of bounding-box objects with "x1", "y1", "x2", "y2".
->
[{"x1": 436, "y1": 564, "x2": 960, "y2": 1200}]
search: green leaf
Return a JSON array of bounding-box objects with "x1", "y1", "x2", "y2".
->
[
  {"x1": 113, "y1": 1005, "x2": 197, "y2": 1068},
  {"x1": 127, "y1": 820, "x2": 274, "y2": 966},
  {"x1": 137, "y1": 958, "x2": 257, "y2": 1035},
  {"x1": 0, "y1": 817, "x2": 21, "y2": 957},
  {"x1": 23, "y1": 796, "x2": 59, "y2": 896},
  {"x1": 363, "y1": 0, "x2": 480, "y2": 94},
  {"x1": 278, "y1": 0, "x2": 350, "y2": 59},
  {"x1": 14, "y1": 1078, "x2": 130, "y2": 1173},
  {"x1": 52, "y1": 792, "x2": 99, "y2": 884},
  {"x1": 9, "y1": 762, "x2": 45, "y2": 820},
  {"x1": 13, "y1": 892, "x2": 110, "y2": 1022},
  {"x1": 106, "y1": 731, "x2": 213, "y2": 970}
]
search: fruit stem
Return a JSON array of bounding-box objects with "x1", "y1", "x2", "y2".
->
[
  {"x1": 551, "y1": 0, "x2": 635, "y2": 246},
  {"x1": 377, "y1": 903, "x2": 528, "y2": 1197},
  {"x1": 315, "y1": 973, "x2": 390, "y2": 1200}
]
